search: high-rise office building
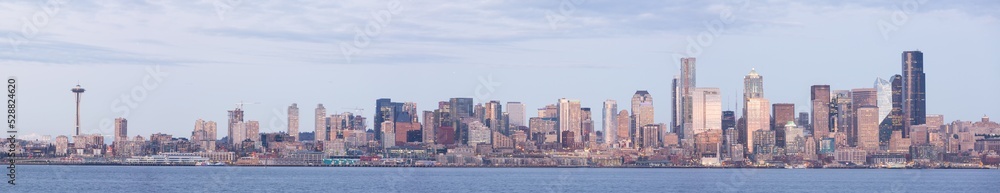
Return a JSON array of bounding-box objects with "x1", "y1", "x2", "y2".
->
[
  {"x1": 671, "y1": 76, "x2": 679, "y2": 138},
  {"x1": 558, "y1": 98, "x2": 582, "y2": 146},
  {"x1": 603, "y1": 100, "x2": 618, "y2": 145},
  {"x1": 288, "y1": 103, "x2": 299, "y2": 140},
  {"x1": 857, "y1": 106, "x2": 880, "y2": 153},
  {"x1": 772, "y1": 103, "x2": 794, "y2": 148},
  {"x1": 450, "y1": 98, "x2": 474, "y2": 118},
  {"x1": 506, "y1": 102, "x2": 525, "y2": 128},
  {"x1": 722, "y1": 111, "x2": 736, "y2": 136},
  {"x1": 449, "y1": 98, "x2": 474, "y2": 144},
  {"x1": 71, "y1": 85, "x2": 85, "y2": 136},
  {"x1": 901, "y1": 50, "x2": 926, "y2": 138},
  {"x1": 878, "y1": 75, "x2": 905, "y2": 145},
  {"x1": 375, "y1": 99, "x2": 394, "y2": 141},
  {"x1": 678, "y1": 58, "x2": 696, "y2": 141},
  {"x1": 851, "y1": 88, "x2": 877, "y2": 147},
  {"x1": 830, "y1": 90, "x2": 854, "y2": 138},
  {"x1": 228, "y1": 106, "x2": 245, "y2": 145},
  {"x1": 315, "y1": 104, "x2": 326, "y2": 142},
  {"x1": 632, "y1": 90, "x2": 655, "y2": 128},
  {"x1": 616, "y1": 110, "x2": 630, "y2": 146},
  {"x1": 742, "y1": 68, "x2": 764, "y2": 147},
  {"x1": 832, "y1": 90, "x2": 854, "y2": 146},
  {"x1": 581, "y1": 107, "x2": 594, "y2": 144},
  {"x1": 875, "y1": 78, "x2": 893, "y2": 121},
  {"x1": 114, "y1": 118, "x2": 127, "y2": 143},
  {"x1": 746, "y1": 98, "x2": 770, "y2": 154},
  {"x1": 192, "y1": 119, "x2": 217, "y2": 151},
  {"x1": 692, "y1": 88, "x2": 721, "y2": 135},
  {"x1": 797, "y1": 112, "x2": 809, "y2": 129},
  {"x1": 743, "y1": 69, "x2": 765, "y2": 113},
  {"x1": 423, "y1": 111, "x2": 435, "y2": 144},
  {"x1": 811, "y1": 85, "x2": 831, "y2": 138},
  {"x1": 484, "y1": 101, "x2": 503, "y2": 133}
]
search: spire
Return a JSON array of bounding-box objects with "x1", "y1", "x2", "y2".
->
[{"x1": 747, "y1": 68, "x2": 760, "y2": 77}]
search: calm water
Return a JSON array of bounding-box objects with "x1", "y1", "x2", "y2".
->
[{"x1": 5, "y1": 165, "x2": 998, "y2": 192}]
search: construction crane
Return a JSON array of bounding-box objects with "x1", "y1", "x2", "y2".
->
[
  {"x1": 342, "y1": 107, "x2": 364, "y2": 116},
  {"x1": 236, "y1": 101, "x2": 261, "y2": 109}
]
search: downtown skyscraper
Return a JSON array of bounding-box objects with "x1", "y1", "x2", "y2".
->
[
  {"x1": 901, "y1": 50, "x2": 926, "y2": 138},
  {"x1": 603, "y1": 100, "x2": 618, "y2": 144},
  {"x1": 506, "y1": 102, "x2": 526, "y2": 128},
  {"x1": 811, "y1": 85, "x2": 831, "y2": 138},
  {"x1": 877, "y1": 75, "x2": 904, "y2": 144},
  {"x1": 558, "y1": 98, "x2": 582, "y2": 146},
  {"x1": 113, "y1": 117, "x2": 128, "y2": 144},
  {"x1": 676, "y1": 57, "x2": 696, "y2": 140},
  {"x1": 288, "y1": 103, "x2": 299, "y2": 140},
  {"x1": 691, "y1": 88, "x2": 721, "y2": 135},
  {"x1": 228, "y1": 106, "x2": 245, "y2": 145},
  {"x1": 315, "y1": 104, "x2": 327, "y2": 142},
  {"x1": 743, "y1": 69, "x2": 765, "y2": 152}
]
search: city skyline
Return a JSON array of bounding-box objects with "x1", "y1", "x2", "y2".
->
[{"x1": 3, "y1": 1, "x2": 999, "y2": 139}]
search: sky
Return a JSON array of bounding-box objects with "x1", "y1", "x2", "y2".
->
[{"x1": 2, "y1": 0, "x2": 999, "y2": 141}]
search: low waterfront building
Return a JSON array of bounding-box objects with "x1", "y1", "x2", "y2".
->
[{"x1": 124, "y1": 153, "x2": 210, "y2": 165}]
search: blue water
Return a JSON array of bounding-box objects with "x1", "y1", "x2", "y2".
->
[{"x1": 5, "y1": 165, "x2": 998, "y2": 192}]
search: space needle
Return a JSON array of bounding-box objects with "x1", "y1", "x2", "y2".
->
[{"x1": 72, "y1": 84, "x2": 85, "y2": 136}]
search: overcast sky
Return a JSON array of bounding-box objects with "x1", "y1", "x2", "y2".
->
[{"x1": 3, "y1": 0, "x2": 999, "y2": 140}]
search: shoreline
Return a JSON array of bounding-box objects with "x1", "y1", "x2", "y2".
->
[{"x1": 15, "y1": 163, "x2": 996, "y2": 169}]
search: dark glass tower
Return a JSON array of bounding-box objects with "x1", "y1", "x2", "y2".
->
[
  {"x1": 901, "y1": 51, "x2": 925, "y2": 138},
  {"x1": 879, "y1": 75, "x2": 904, "y2": 144},
  {"x1": 722, "y1": 110, "x2": 736, "y2": 145}
]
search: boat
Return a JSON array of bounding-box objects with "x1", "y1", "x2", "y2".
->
[
  {"x1": 885, "y1": 162, "x2": 906, "y2": 169},
  {"x1": 784, "y1": 164, "x2": 807, "y2": 169}
]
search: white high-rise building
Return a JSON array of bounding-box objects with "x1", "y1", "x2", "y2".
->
[
  {"x1": 692, "y1": 88, "x2": 722, "y2": 135},
  {"x1": 602, "y1": 100, "x2": 618, "y2": 145},
  {"x1": 506, "y1": 102, "x2": 526, "y2": 128},
  {"x1": 875, "y1": 77, "x2": 892, "y2": 121},
  {"x1": 288, "y1": 103, "x2": 299, "y2": 140},
  {"x1": 315, "y1": 104, "x2": 327, "y2": 142},
  {"x1": 558, "y1": 98, "x2": 582, "y2": 144}
]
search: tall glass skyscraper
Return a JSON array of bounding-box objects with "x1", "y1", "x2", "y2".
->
[
  {"x1": 901, "y1": 51, "x2": 926, "y2": 138},
  {"x1": 678, "y1": 58, "x2": 696, "y2": 140},
  {"x1": 691, "y1": 88, "x2": 721, "y2": 135},
  {"x1": 603, "y1": 100, "x2": 618, "y2": 145}
]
